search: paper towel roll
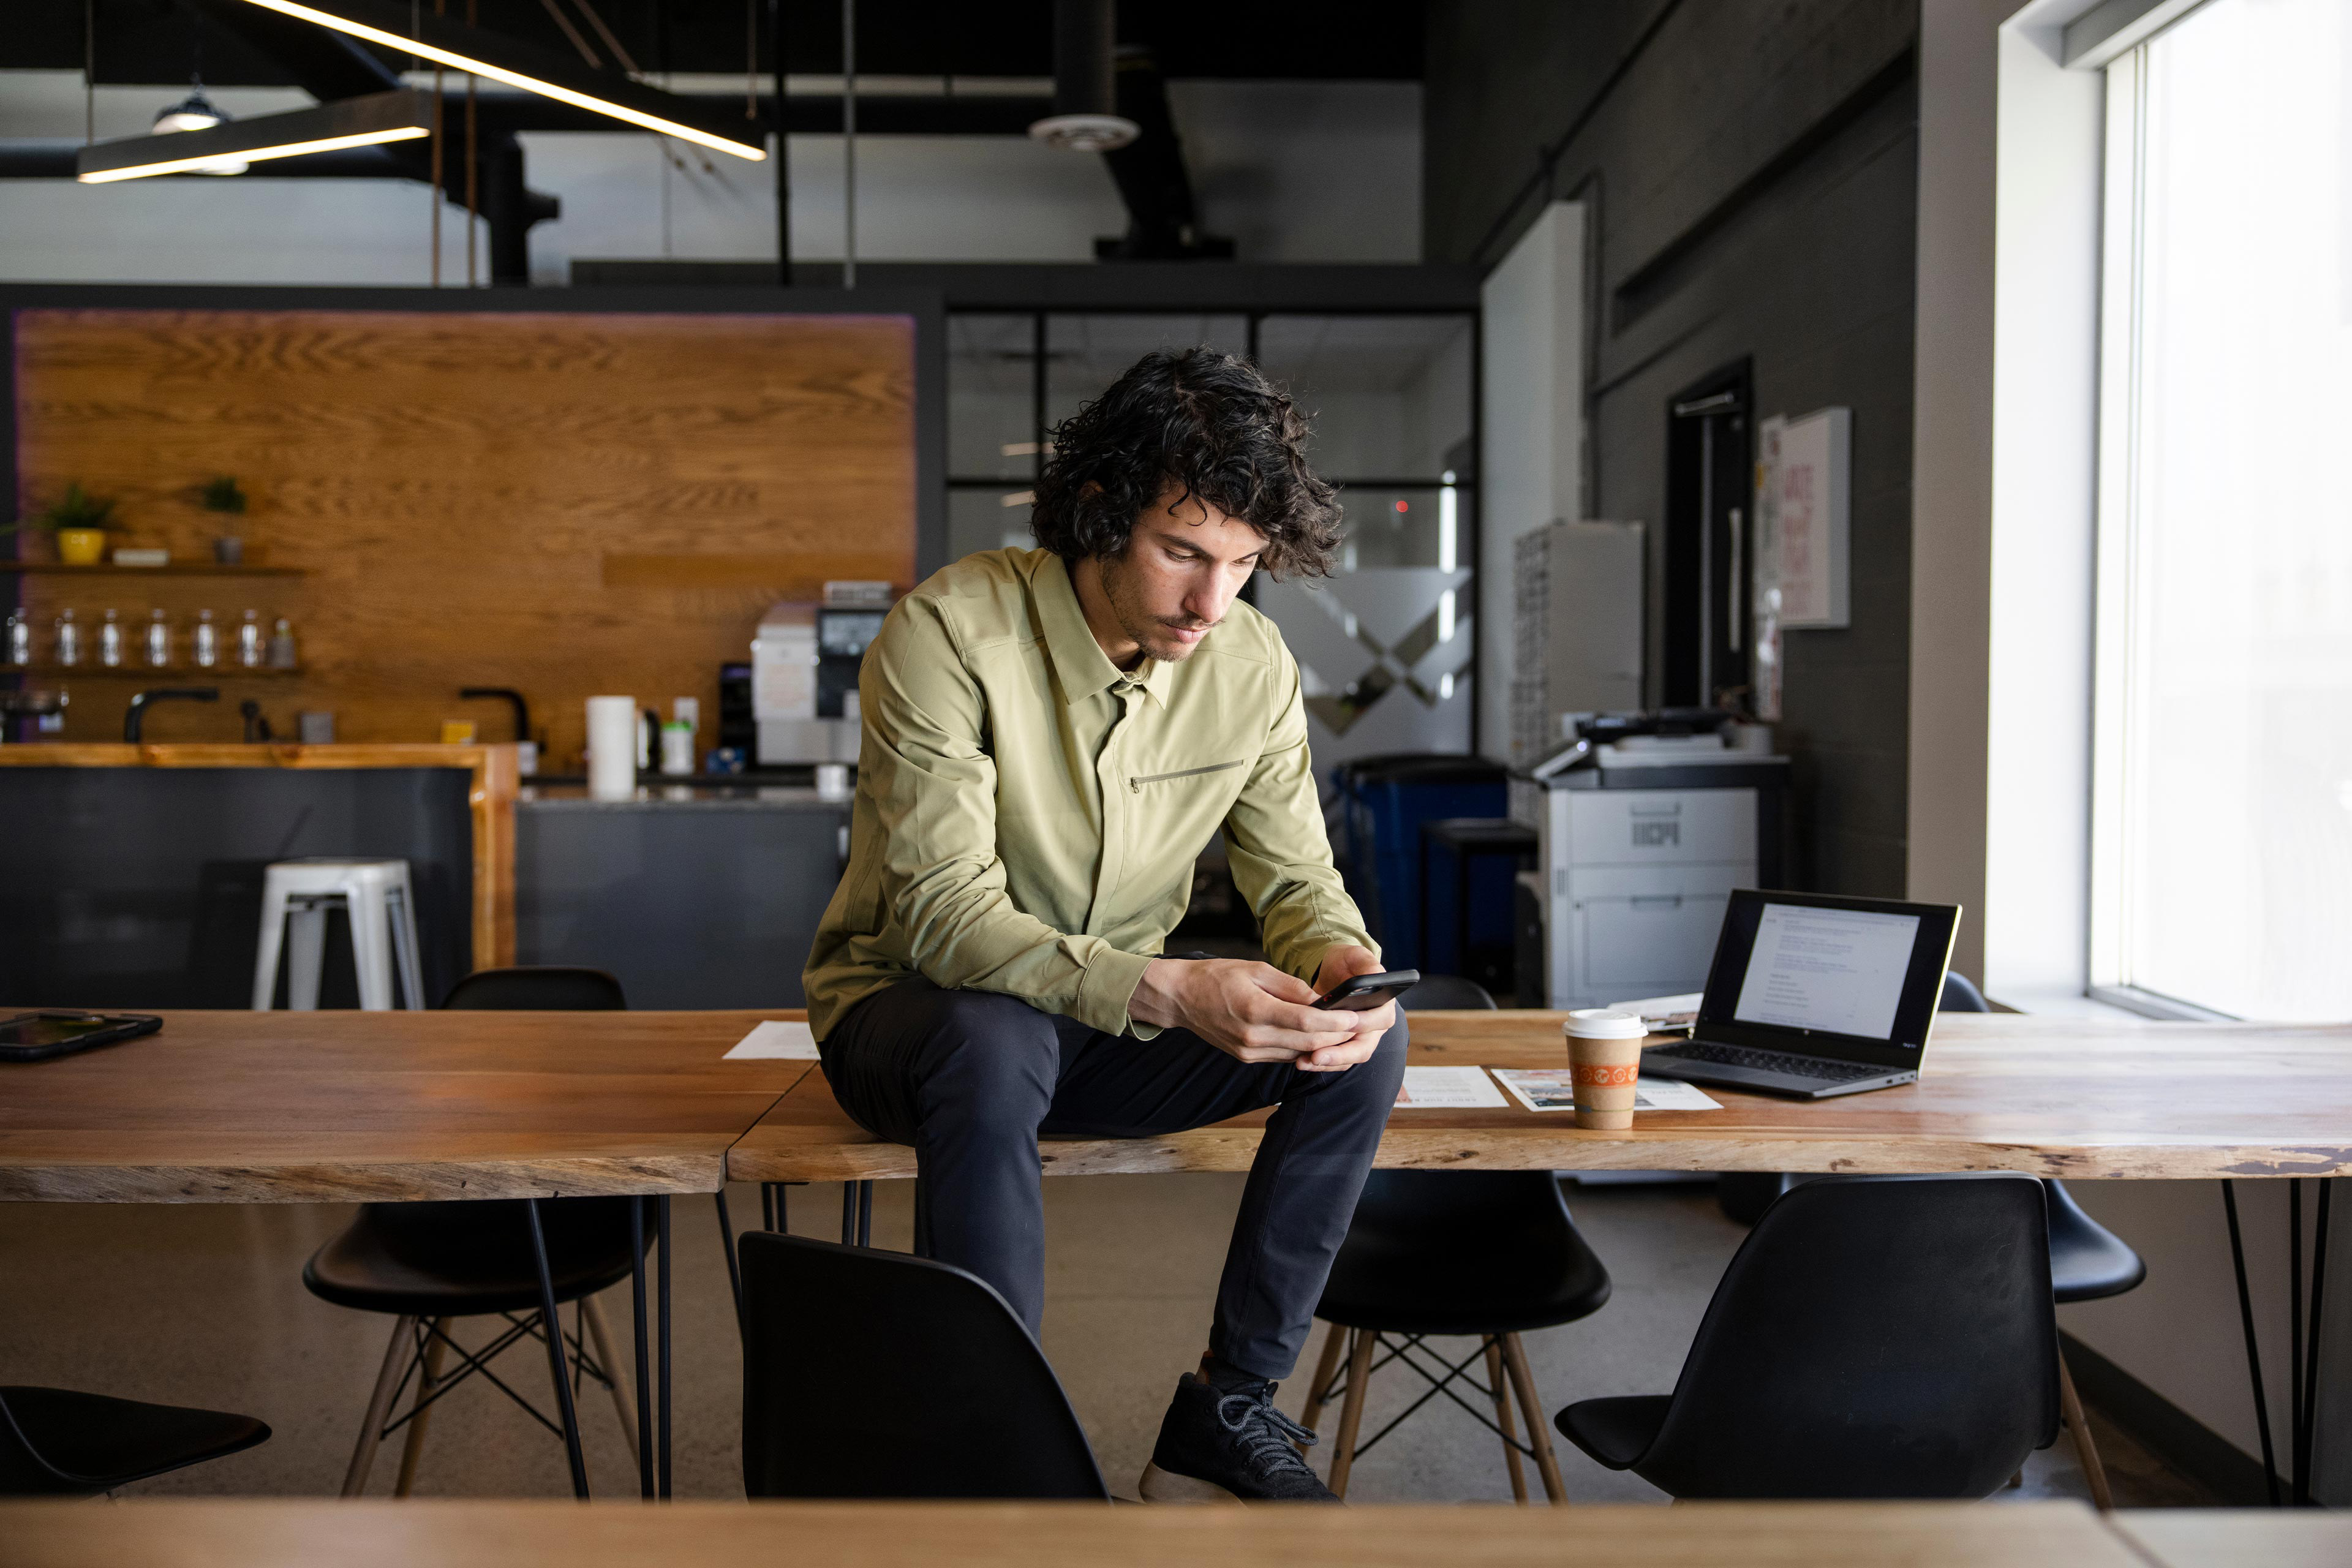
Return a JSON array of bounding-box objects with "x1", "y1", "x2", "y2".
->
[{"x1": 586, "y1": 695, "x2": 638, "y2": 800}]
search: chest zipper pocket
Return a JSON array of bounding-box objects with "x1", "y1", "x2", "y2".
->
[{"x1": 1129, "y1": 760, "x2": 1244, "y2": 793}]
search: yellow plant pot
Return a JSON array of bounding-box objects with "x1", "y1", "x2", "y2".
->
[{"x1": 55, "y1": 529, "x2": 107, "y2": 565}]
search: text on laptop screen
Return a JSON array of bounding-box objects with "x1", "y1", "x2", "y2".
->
[{"x1": 1732, "y1": 903, "x2": 1924, "y2": 1039}]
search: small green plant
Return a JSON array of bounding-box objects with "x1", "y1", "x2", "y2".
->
[
  {"x1": 5, "y1": 482, "x2": 121, "y2": 534},
  {"x1": 197, "y1": 475, "x2": 247, "y2": 516}
]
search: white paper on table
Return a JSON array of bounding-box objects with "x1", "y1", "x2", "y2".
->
[
  {"x1": 1491, "y1": 1069, "x2": 1721, "y2": 1114},
  {"x1": 723, "y1": 1020, "x2": 820, "y2": 1060},
  {"x1": 1392, "y1": 1065, "x2": 1509, "y2": 1110}
]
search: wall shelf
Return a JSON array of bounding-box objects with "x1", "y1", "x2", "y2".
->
[
  {"x1": 4, "y1": 664, "x2": 305, "y2": 679},
  {"x1": 1, "y1": 562, "x2": 306, "y2": 577}
]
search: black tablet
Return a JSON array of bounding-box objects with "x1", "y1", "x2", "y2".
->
[{"x1": 0, "y1": 1011, "x2": 164, "y2": 1064}]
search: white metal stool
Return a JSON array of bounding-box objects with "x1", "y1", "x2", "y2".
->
[{"x1": 251, "y1": 859, "x2": 426, "y2": 1011}]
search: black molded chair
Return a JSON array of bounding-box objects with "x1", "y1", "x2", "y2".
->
[
  {"x1": 1712, "y1": 971, "x2": 2144, "y2": 1504},
  {"x1": 304, "y1": 966, "x2": 646, "y2": 1496},
  {"x1": 1555, "y1": 1173, "x2": 2060, "y2": 1498},
  {"x1": 739, "y1": 1230, "x2": 1109, "y2": 1499},
  {"x1": 1296, "y1": 976, "x2": 1611, "y2": 1502},
  {"x1": 1, "y1": 1386, "x2": 268, "y2": 1496}
]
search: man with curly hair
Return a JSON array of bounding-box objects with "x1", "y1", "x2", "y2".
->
[{"x1": 804, "y1": 349, "x2": 1405, "y2": 1502}]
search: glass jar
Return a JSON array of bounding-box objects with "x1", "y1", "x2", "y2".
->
[{"x1": 268, "y1": 617, "x2": 298, "y2": 669}]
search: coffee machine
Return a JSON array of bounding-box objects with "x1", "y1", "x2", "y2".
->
[{"x1": 752, "y1": 581, "x2": 891, "y2": 766}]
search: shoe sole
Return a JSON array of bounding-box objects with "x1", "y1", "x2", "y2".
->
[{"x1": 1137, "y1": 1462, "x2": 1243, "y2": 1503}]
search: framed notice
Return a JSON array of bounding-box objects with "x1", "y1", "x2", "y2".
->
[{"x1": 1771, "y1": 407, "x2": 1850, "y2": 629}]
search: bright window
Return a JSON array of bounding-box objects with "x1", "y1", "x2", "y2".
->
[{"x1": 2091, "y1": 0, "x2": 2352, "y2": 1020}]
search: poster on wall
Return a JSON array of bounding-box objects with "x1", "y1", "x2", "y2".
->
[
  {"x1": 1771, "y1": 406, "x2": 1851, "y2": 630},
  {"x1": 1751, "y1": 416, "x2": 1785, "y2": 720}
]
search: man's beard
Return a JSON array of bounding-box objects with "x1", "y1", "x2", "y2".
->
[{"x1": 1101, "y1": 552, "x2": 1215, "y2": 663}]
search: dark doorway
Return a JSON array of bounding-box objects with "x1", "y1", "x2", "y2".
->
[{"x1": 1662, "y1": 362, "x2": 1754, "y2": 710}]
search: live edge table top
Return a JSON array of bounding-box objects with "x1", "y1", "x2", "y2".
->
[
  {"x1": 0, "y1": 1009, "x2": 815, "y2": 1204},
  {"x1": 726, "y1": 1011, "x2": 2352, "y2": 1185}
]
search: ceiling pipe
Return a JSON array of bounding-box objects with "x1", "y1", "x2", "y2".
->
[
  {"x1": 1029, "y1": 0, "x2": 1136, "y2": 153},
  {"x1": 1095, "y1": 48, "x2": 1231, "y2": 260}
]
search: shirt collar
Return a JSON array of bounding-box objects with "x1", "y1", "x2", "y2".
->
[{"x1": 1033, "y1": 552, "x2": 1173, "y2": 709}]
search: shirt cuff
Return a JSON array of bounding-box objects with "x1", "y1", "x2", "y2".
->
[{"x1": 1075, "y1": 946, "x2": 1159, "y2": 1038}]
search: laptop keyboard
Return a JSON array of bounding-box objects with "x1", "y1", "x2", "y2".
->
[{"x1": 1649, "y1": 1041, "x2": 1887, "y2": 1083}]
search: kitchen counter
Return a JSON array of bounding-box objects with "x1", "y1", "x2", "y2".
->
[
  {"x1": 514, "y1": 783, "x2": 853, "y2": 1008},
  {"x1": 0, "y1": 743, "x2": 518, "y2": 1006},
  {"x1": 519, "y1": 783, "x2": 853, "y2": 812}
]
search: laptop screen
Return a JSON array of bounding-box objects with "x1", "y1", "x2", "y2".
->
[{"x1": 1697, "y1": 891, "x2": 1961, "y2": 1066}]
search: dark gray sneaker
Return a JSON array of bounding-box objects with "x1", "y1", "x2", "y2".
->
[{"x1": 1138, "y1": 1373, "x2": 1339, "y2": 1502}]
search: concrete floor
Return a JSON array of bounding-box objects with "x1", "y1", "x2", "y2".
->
[{"x1": 0, "y1": 1175, "x2": 2211, "y2": 1506}]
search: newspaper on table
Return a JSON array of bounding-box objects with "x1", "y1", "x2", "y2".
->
[
  {"x1": 1491, "y1": 1069, "x2": 1721, "y2": 1114},
  {"x1": 1393, "y1": 1065, "x2": 1510, "y2": 1109},
  {"x1": 723, "y1": 1020, "x2": 821, "y2": 1060}
]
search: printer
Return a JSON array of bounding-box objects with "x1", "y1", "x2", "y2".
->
[{"x1": 1517, "y1": 710, "x2": 1789, "y2": 1008}]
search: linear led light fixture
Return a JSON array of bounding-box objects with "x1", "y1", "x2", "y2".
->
[
  {"x1": 234, "y1": 0, "x2": 767, "y2": 160},
  {"x1": 77, "y1": 90, "x2": 430, "y2": 183}
]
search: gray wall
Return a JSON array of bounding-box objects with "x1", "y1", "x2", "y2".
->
[{"x1": 1425, "y1": 0, "x2": 1920, "y2": 897}]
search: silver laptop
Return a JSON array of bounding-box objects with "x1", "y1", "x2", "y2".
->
[{"x1": 1640, "y1": 890, "x2": 1962, "y2": 1101}]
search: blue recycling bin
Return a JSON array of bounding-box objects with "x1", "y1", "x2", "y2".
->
[{"x1": 1329, "y1": 754, "x2": 1509, "y2": 971}]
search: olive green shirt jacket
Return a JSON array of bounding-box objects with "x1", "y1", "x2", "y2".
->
[{"x1": 802, "y1": 548, "x2": 1377, "y2": 1041}]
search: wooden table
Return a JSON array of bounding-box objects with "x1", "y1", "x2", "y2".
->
[
  {"x1": 0, "y1": 1008, "x2": 812, "y2": 1500},
  {"x1": 0, "y1": 1498, "x2": 2146, "y2": 1568},
  {"x1": 729, "y1": 1009, "x2": 2352, "y2": 1510},
  {"x1": 728, "y1": 1012, "x2": 2352, "y2": 1183},
  {"x1": 2111, "y1": 1509, "x2": 2352, "y2": 1568},
  {"x1": 0, "y1": 1008, "x2": 812, "y2": 1204}
]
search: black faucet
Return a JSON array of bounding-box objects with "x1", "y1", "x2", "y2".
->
[
  {"x1": 123, "y1": 687, "x2": 219, "y2": 742},
  {"x1": 459, "y1": 685, "x2": 532, "y2": 743}
]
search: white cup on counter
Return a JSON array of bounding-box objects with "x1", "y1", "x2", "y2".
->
[
  {"x1": 586, "y1": 695, "x2": 639, "y2": 801},
  {"x1": 814, "y1": 763, "x2": 851, "y2": 800}
]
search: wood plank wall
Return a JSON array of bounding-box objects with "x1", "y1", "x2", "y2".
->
[{"x1": 11, "y1": 308, "x2": 916, "y2": 758}]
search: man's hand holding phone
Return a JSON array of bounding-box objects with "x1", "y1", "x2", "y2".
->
[
  {"x1": 1303, "y1": 944, "x2": 1400, "y2": 1072},
  {"x1": 1130, "y1": 957, "x2": 1359, "y2": 1065}
]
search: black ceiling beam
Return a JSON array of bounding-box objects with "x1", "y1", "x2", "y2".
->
[
  {"x1": 4, "y1": 0, "x2": 1423, "y2": 81},
  {"x1": 463, "y1": 91, "x2": 1050, "y2": 139}
]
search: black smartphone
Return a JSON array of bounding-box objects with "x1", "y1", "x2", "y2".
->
[
  {"x1": 1314, "y1": 969, "x2": 1420, "y2": 1011},
  {"x1": 0, "y1": 1011, "x2": 164, "y2": 1065}
]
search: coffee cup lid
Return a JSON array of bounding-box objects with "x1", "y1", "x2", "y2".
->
[{"x1": 1563, "y1": 1008, "x2": 1647, "y2": 1040}]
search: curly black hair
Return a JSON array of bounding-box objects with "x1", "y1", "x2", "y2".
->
[{"x1": 1030, "y1": 349, "x2": 1344, "y2": 579}]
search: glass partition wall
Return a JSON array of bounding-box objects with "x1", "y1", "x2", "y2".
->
[{"x1": 946, "y1": 310, "x2": 1477, "y2": 773}]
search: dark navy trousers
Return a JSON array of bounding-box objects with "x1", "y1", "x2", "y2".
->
[{"x1": 818, "y1": 976, "x2": 1408, "y2": 1380}]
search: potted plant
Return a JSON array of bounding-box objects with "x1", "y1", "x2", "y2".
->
[
  {"x1": 197, "y1": 475, "x2": 248, "y2": 564},
  {"x1": 7, "y1": 483, "x2": 121, "y2": 565}
]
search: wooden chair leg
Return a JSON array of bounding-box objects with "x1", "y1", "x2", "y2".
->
[
  {"x1": 581, "y1": 1293, "x2": 641, "y2": 1463},
  {"x1": 393, "y1": 1319, "x2": 448, "y2": 1498},
  {"x1": 2056, "y1": 1351, "x2": 2113, "y2": 1509},
  {"x1": 1298, "y1": 1322, "x2": 1348, "y2": 1440},
  {"x1": 1483, "y1": 1337, "x2": 1529, "y2": 1503},
  {"x1": 1500, "y1": 1332, "x2": 1568, "y2": 1504},
  {"x1": 341, "y1": 1314, "x2": 417, "y2": 1498},
  {"x1": 1327, "y1": 1329, "x2": 1375, "y2": 1499}
]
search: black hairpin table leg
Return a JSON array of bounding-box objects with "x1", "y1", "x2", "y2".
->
[{"x1": 527, "y1": 1199, "x2": 590, "y2": 1499}]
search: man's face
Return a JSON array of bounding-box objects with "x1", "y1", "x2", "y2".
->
[{"x1": 1095, "y1": 483, "x2": 1267, "y2": 663}]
